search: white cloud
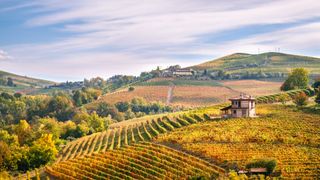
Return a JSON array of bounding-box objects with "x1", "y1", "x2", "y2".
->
[
  {"x1": 0, "y1": 49, "x2": 12, "y2": 61},
  {"x1": 1, "y1": 0, "x2": 320, "y2": 81}
]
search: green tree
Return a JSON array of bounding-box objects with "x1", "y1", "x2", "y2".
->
[
  {"x1": 28, "y1": 134, "x2": 58, "y2": 169},
  {"x1": 14, "y1": 120, "x2": 32, "y2": 145},
  {"x1": 0, "y1": 141, "x2": 10, "y2": 171},
  {"x1": 115, "y1": 101, "x2": 130, "y2": 112},
  {"x1": 312, "y1": 78, "x2": 320, "y2": 89},
  {"x1": 9, "y1": 100, "x2": 27, "y2": 123},
  {"x1": 6, "y1": 77, "x2": 14, "y2": 87},
  {"x1": 48, "y1": 94, "x2": 75, "y2": 121},
  {"x1": 87, "y1": 112, "x2": 108, "y2": 133},
  {"x1": 124, "y1": 109, "x2": 135, "y2": 120},
  {"x1": 97, "y1": 102, "x2": 119, "y2": 118},
  {"x1": 293, "y1": 92, "x2": 308, "y2": 107},
  {"x1": 25, "y1": 95, "x2": 50, "y2": 121},
  {"x1": 72, "y1": 90, "x2": 83, "y2": 106},
  {"x1": 36, "y1": 118, "x2": 61, "y2": 140},
  {"x1": 281, "y1": 68, "x2": 309, "y2": 91}
]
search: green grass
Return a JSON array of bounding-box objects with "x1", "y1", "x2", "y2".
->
[{"x1": 191, "y1": 52, "x2": 320, "y2": 74}]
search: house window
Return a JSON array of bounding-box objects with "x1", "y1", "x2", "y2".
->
[{"x1": 233, "y1": 110, "x2": 236, "y2": 114}]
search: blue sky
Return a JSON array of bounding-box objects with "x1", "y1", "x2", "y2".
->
[{"x1": 1, "y1": 0, "x2": 320, "y2": 82}]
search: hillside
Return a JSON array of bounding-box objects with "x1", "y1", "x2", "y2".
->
[
  {"x1": 155, "y1": 104, "x2": 320, "y2": 178},
  {"x1": 190, "y1": 52, "x2": 320, "y2": 75},
  {"x1": 87, "y1": 78, "x2": 282, "y2": 108},
  {"x1": 0, "y1": 70, "x2": 55, "y2": 93},
  {"x1": 44, "y1": 92, "x2": 319, "y2": 179}
]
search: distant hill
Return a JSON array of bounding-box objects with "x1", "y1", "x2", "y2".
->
[
  {"x1": 190, "y1": 52, "x2": 320, "y2": 75},
  {"x1": 0, "y1": 70, "x2": 55, "y2": 93}
]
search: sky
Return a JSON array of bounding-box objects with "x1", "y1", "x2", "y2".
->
[{"x1": 0, "y1": 0, "x2": 320, "y2": 82}]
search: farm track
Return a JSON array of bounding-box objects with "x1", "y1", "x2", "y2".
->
[{"x1": 166, "y1": 82, "x2": 175, "y2": 105}]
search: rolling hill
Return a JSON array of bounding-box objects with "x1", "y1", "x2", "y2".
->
[
  {"x1": 86, "y1": 52, "x2": 320, "y2": 108},
  {"x1": 0, "y1": 70, "x2": 55, "y2": 93},
  {"x1": 190, "y1": 52, "x2": 320, "y2": 75}
]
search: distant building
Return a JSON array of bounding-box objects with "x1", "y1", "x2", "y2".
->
[
  {"x1": 173, "y1": 69, "x2": 193, "y2": 76},
  {"x1": 221, "y1": 94, "x2": 256, "y2": 118}
]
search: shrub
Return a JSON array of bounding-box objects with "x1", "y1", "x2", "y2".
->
[
  {"x1": 277, "y1": 94, "x2": 290, "y2": 105},
  {"x1": 128, "y1": 87, "x2": 135, "y2": 91},
  {"x1": 293, "y1": 92, "x2": 308, "y2": 107}
]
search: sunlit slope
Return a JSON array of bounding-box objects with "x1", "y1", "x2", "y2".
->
[
  {"x1": 190, "y1": 52, "x2": 320, "y2": 74},
  {"x1": 0, "y1": 70, "x2": 54, "y2": 88},
  {"x1": 155, "y1": 104, "x2": 320, "y2": 178},
  {"x1": 46, "y1": 142, "x2": 226, "y2": 179}
]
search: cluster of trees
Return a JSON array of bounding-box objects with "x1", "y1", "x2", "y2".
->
[
  {"x1": 0, "y1": 121, "x2": 57, "y2": 172},
  {"x1": 84, "y1": 77, "x2": 106, "y2": 89},
  {"x1": 0, "y1": 91, "x2": 110, "y2": 173},
  {"x1": 0, "y1": 90, "x2": 172, "y2": 174},
  {"x1": 0, "y1": 92, "x2": 74, "y2": 124},
  {"x1": 201, "y1": 70, "x2": 285, "y2": 80},
  {"x1": 279, "y1": 68, "x2": 320, "y2": 106},
  {"x1": 281, "y1": 68, "x2": 309, "y2": 91},
  {"x1": 0, "y1": 112, "x2": 111, "y2": 173},
  {"x1": 94, "y1": 98, "x2": 173, "y2": 121},
  {"x1": 72, "y1": 88, "x2": 102, "y2": 106}
]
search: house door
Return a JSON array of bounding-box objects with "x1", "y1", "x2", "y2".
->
[{"x1": 242, "y1": 109, "x2": 247, "y2": 116}]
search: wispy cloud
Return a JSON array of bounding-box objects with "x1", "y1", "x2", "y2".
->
[
  {"x1": 1, "y1": 0, "x2": 320, "y2": 81},
  {"x1": 0, "y1": 49, "x2": 12, "y2": 61}
]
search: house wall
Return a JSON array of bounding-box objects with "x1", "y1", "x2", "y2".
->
[
  {"x1": 249, "y1": 108, "x2": 256, "y2": 117},
  {"x1": 173, "y1": 72, "x2": 193, "y2": 76},
  {"x1": 231, "y1": 109, "x2": 247, "y2": 118},
  {"x1": 230, "y1": 101, "x2": 256, "y2": 118}
]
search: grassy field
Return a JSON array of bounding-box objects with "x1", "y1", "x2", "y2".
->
[{"x1": 155, "y1": 104, "x2": 320, "y2": 178}]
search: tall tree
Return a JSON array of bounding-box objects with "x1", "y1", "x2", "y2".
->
[{"x1": 281, "y1": 68, "x2": 309, "y2": 91}]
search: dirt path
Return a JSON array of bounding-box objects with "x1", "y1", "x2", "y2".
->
[{"x1": 166, "y1": 82, "x2": 175, "y2": 105}]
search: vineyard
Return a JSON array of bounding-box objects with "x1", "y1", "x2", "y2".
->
[
  {"x1": 221, "y1": 80, "x2": 282, "y2": 96},
  {"x1": 47, "y1": 142, "x2": 225, "y2": 179},
  {"x1": 42, "y1": 89, "x2": 319, "y2": 179},
  {"x1": 256, "y1": 88, "x2": 315, "y2": 103},
  {"x1": 86, "y1": 77, "x2": 283, "y2": 108},
  {"x1": 155, "y1": 104, "x2": 320, "y2": 178},
  {"x1": 55, "y1": 108, "x2": 215, "y2": 163}
]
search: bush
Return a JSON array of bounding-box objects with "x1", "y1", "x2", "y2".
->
[
  {"x1": 246, "y1": 159, "x2": 276, "y2": 175},
  {"x1": 128, "y1": 86, "x2": 135, "y2": 91},
  {"x1": 293, "y1": 92, "x2": 308, "y2": 107}
]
